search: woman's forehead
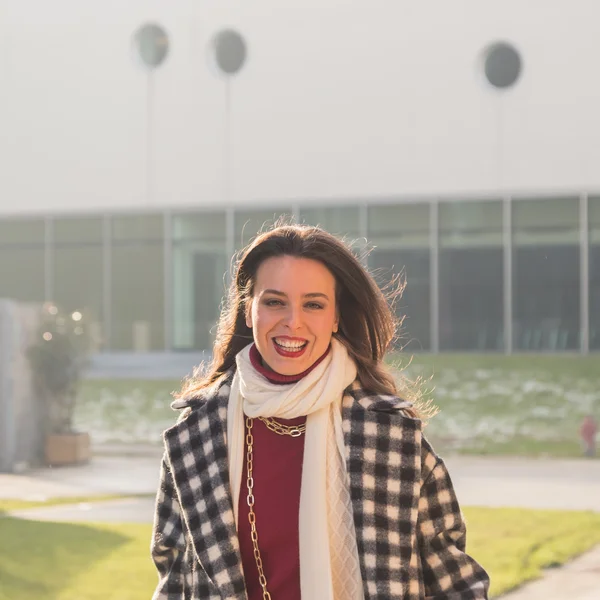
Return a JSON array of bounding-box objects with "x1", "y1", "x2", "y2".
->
[{"x1": 254, "y1": 256, "x2": 335, "y2": 289}]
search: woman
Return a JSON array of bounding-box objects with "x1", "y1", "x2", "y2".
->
[{"x1": 151, "y1": 224, "x2": 489, "y2": 600}]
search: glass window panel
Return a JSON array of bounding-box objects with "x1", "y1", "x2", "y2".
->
[
  {"x1": 513, "y1": 197, "x2": 580, "y2": 351},
  {"x1": 0, "y1": 218, "x2": 45, "y2": 302},
  {"x1": 234, "y1": 208, "x2": 292, "y2": 251},
  {"x1": 590, "y1": 197, "x2": 600, "y2": 350},
  {"x1": 439, "y1": 200, "x2": 503, "y2": 247},
  {"x1": 590, "y1": 195, "x2": 600, "y2": 244},
  {"x1": 172, "y1": 212, "x2": 227, "y2": 242},
  {"x1": 299, "y1": 206, "x2": 360, "y2": 236},
  {"x1": 368, "y1": 204, "x2": 431, "y2": 351},
  {"x1": 368, "y1": 203, "x2": 429, "y2": 249},
  {"x1": 53, "y1": 245, "x2": 104, "y2": 350},
  {"x1": 112, "y1": 214, "x2": 163, "y2": 241},
  {"x1": 300, "y1": 205, "x2": 365, "y2": 256},
  {"x1": 439, "y1": 248, "x2": 504, "y2": 351},
  {"x1": 369, "y1": 249, "x2": 430, "y2": 351},
  {"x1": 111, "y1": 215, "x2": 164, "y2": 351},
  {"x1": 513, "y1": 197, "x2": 579, "y2": 244},
  {"x1": 438, "y1": 200, "x2": 504, "y2": 350},
  {"x1": 591, "y1": 246, "x2": 600, "y2": 351},
  {"x1": 172, "y1": 213, "x2": 228, "y2": 351},
  {"x1": 0, "y1": 218, "x2": 45, "y2": 245},
  {"x1": 54, "y1": 217, "x2": 103, "y2": 244},
  {"x1": 0, "y1": 247, "x2": 45, "y2": 301}
]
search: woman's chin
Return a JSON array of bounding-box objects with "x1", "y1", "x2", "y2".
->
[
  {"x1": 270, "y1": 359, "x2": 308, "y2": 376},
  {"x1": 264, "y1": 352, "x2": 311, "y2": 376}
]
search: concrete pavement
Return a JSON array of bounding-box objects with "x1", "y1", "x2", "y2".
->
[
  {"x1": 446, "y1": 454, "x2": 600, "y2": 512},
  {"x1": 496, "y1": 545, "x2": 600, "y2": 600},
  {"x1": 3, "y1": 446, "x2": 600, "y2": 510},
  {"x1": 0, "y1": 451, "x2": 161, "y2": 501},
  {"x1": 7, "y1": 496, "x2": 156, "y2": 523}
]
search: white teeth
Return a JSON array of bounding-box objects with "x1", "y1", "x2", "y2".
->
[{"x1": 274, "y1": 338, "x2": 307, "y2": 350}]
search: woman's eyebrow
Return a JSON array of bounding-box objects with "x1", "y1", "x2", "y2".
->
[{"x1": 261, "y1": 289, "x2": 330, "y2": 300}]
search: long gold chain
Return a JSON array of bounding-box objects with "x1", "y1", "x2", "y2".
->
[
  {"x1": 258, "y1": 416, "x2": 306, "y2": 437},
  {"x1": 245, "y1": 416, "x2": 306, "y2": 600},
  {"x1": 246, "y1": 417, "x2": 272, "y2": 600}
]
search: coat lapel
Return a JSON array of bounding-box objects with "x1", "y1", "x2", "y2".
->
[
  {"x1": 342, "y1": 382, "x2": 423, "y2": 600},
  {"x1": 163, "y1": 375, "x2": 247, "y2": 600}
]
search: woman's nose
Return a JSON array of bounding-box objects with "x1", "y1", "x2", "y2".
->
[{"x1": 283, "y1": 306, "x2": 303, "y2": 330}]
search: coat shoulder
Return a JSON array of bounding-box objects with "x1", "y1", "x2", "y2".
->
[
  {"x1": 344, "y1": 380, "x2": 421, "y2": 422},
  {"x1": 344, "y1": 381, "x2": 442, "y2": 483},
  {"x1": 165, "y1": 370, "x2": 234, "y2": 432}
]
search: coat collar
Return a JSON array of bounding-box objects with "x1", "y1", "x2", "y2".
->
[{"x1": 164, "y1": 372, "x2": 421, "y2": 600}]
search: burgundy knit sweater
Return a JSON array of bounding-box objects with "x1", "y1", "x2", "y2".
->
[{"x1": 237, "y1": 345, "x2": 329, "y2": 600}]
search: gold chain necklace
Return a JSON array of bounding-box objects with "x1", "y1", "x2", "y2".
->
[
  {"x1": 258, "y1": 416, "x2": 306, "y2": 437},
  {"x1": 245, "y1": 416, "x2": 306, "y2": 600}
]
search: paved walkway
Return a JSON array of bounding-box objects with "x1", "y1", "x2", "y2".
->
[
  {"x1": 2, "y1": 447, "x2": 599, "y2": 598},
  {"x1": 7, "y1": 496, "x2": 156, "y2": 523},
  {"x1": 3, "y1": 446, "x2": 600, "y2": 510},
  {"x1": 446, "y1": 454, "x2": 600, "y2": 512},
  {"x1": 497, "y1": 545, "x2": 600, "y2": 600},
  {"x1": 0, "y1": 448, "x2": 162, "y2": 501}
]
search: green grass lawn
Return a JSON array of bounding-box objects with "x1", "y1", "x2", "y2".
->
[
  {"x1": 1, "y1": 506, "x2": 599, "y2": 599},
  {"x1": 396, "y1": 353, "x2": 600, "y2": 457},
  {"x1": 76, "y1": 354, "x2": 600, "y2": 457}
]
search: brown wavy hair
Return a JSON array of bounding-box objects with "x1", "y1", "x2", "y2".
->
[{"x1": 178, "y1": 222, "x2": 431, "y2": 420}]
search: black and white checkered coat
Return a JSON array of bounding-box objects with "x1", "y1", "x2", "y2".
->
[{"x1": 151, "y1": 372, "x2": 489, "y2": 599}]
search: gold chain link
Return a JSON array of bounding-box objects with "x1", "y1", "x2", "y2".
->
[
  {"x1": 246, "y1": 417, "x2": 272, "y2": 600},
  {"x1": 257, "y1": 416, "x2": 306, "y2": 437},
  {"x1": 245, "y1": 416, "x2": 306, "y2": 600}
]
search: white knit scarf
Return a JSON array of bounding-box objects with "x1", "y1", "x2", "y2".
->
[{"x1": 227, "y1": 337, "x2": 364, "y2": 600}]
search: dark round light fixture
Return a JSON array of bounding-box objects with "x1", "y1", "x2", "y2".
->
[
  {"x1": 213, "y1": 29, "x2": 247, "y2": 75},
  {"x1": 484, "y1": 42, "x2": 522, "y2": 89},
  {"x1": 134, "y1": 24, "x2": 169, "y2": 69}
]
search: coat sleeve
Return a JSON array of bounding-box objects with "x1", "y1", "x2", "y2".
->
[
  {"x1": 417, "y1": 456, "x2": 490, "y2": 599},
  {"x1": 151, "y1": 455, "x2": 188, "y2": 600}
]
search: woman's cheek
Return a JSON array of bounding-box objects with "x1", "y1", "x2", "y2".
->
[{"x1": 253, "y1": 311, "x2": 273, "y2": 333}]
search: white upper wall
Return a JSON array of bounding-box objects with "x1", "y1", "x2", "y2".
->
[{"x1": 1, "y1": 0, "x2": 599, "y2": 216}]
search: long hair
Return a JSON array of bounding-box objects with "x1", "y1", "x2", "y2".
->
[{"x1": 178, "y1": 223, "x2": 432, "y2": 420}]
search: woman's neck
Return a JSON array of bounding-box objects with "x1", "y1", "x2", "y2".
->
[{"x1": 249, "y1": 343, "x2": 331, "y2": 385}]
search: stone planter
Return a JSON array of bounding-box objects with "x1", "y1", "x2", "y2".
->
[{"x1": 45, "y1": 432, "x2": 91, "y2": 466}]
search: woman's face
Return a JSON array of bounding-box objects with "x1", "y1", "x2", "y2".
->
[{"x1": 246, "y1": 255, "x2": 339, "y2": 375}]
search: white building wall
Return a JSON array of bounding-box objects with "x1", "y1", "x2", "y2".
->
[{"x1": 1, "y1": 0, "x2": 599, "y2": 216}]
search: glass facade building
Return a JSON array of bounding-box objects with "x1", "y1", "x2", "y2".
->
[{"x1": 1, "y1": 193, "x2": 597, "y2": 354}]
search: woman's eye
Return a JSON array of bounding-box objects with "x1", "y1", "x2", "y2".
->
[
  {"x1": 265, "y1": 299, "x2": 283, "y2": 307},
  {"x1": 306, "y1": 302, "x2": 324, "y2": 310}
]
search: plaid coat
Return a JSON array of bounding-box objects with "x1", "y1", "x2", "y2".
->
[{"x1": 151, "y1": 372, "x2": 489, "y2": 599}]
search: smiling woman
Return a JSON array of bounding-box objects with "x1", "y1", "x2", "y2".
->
[
  {"x1": 245, "y1": 256, "x2": 338, "y2": 375},
  {"x1": 151, "y1": 223, "x2": 490, "y2": 600}
]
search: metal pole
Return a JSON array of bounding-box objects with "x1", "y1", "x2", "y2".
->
[
  {"x1": 503, "y1": 195, "x2": 513, "y2": 354},
  {"x1": 44, "y1": 217, "x2": 54, "y2": 303},
  {"x1": 102, "y1": 215, "x2": 112, "y2": 350},
  {"x1": 430, "y1": 200, "x2": 439, "y2": 353},
  {"x1": 224, "y1": 79, "x2": 235, "y2": 283},
  {"x1": 146, "y1": 72, "x2": 154, "y2": 205},
  {"x1": 163, "y1": 210, "x2": 173, "y2": 351},
  {"x1": 581, "y1": 192, "x2": 590, "y2": 354},
  {"x1": 224, "y1": 79, "x2": 232, "y2": 208}
]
